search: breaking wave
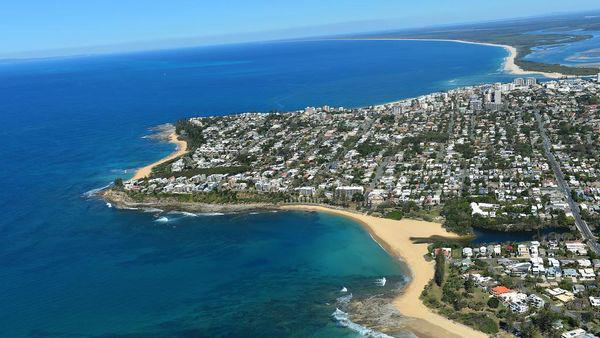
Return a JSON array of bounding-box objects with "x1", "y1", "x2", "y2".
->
[
  {"x1": 155, "y1": 216, "x2": 170, "y2": 223},
  {"x1": 331, "y1": 308, "x2": 393, "y2": 338},
  {"x1": 168, "y1": 211, "x2": 198, "y2": 217},
  {"x1": 198, "y1": 212, "x2": 225, "y2": 216},
  {"x1": 82, "y1": 183, "x2": 112, "y2": 198},
  {"x1": 336, "y1": 293, "x2": 353, "y2": 305},
  {"x1": 143, "y1": 208, "x2": 163, "y2": 213}
]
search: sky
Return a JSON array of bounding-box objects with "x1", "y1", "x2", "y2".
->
[{"x1": 2, "y1": 0, "x2": 600, "y2": 58}]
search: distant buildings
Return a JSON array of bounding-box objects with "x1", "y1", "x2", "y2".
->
[
  {"x1": 514, "y1": 78, "x2": 525, "y2": 86},
  {"x1": 513, "y1": 77, "x2": 536, "y2": 87},
  {"x1": 525, "y1": 77, "x2": 537, "y2": 86},
  {"x1": 123, "y1": 77, "x2": 600, "y2": 238}
]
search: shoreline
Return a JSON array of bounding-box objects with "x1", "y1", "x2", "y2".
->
[
  {"x1": 280, "y1": 205, "x2": 488, "y2": 338},
  {"x1": 333, "y1": 37, "x2": 568, "y2": 79},
  {"x1": 99, "y1": 187, "x2": 487, "y2": 336},
  {"x1": 100, "y1": 187, "x2": 489, "y2": 336},
  {"x1": 131, "y1": 131, "x2": 188, "y2": 181}
]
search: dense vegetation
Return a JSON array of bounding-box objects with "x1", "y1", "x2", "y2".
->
[
  {"x1": 434, "y1": 253, "x2": 445, "y2": 286},
  {"x1": 175, "y1": 119, "x2": 205, "y2": 149},
  {"x1": 421, "y1": 261, "x2": 500, "y2": 335},
  {"x1": 441, "y1": 198, "x2": 473, "y2": 234},
  {"x1": 125, "y1": 190, "x2": 290, "y2": 204}
]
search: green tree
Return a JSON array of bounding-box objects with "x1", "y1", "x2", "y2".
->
[
  {"x1": 464, "y1": 277, "x2": 475, "y2": 293},
  {"x1": 532, "y1": 308, "x2": 559, "y2": 334},
  {"x1": 351, "y1": 193, "x2": 364, "y2": 203},
  {"x1": 487, "y1": 297, "x2": 499, "y2": 309},
  {"x1": 385, "y1": 209, "x2": 404, "y2": 220},
  {"x1": 434, "y1": 252, "x2": 446, "y2": 286}
]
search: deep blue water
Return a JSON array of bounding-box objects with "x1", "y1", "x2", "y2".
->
[{"x1": 0, "y1": 40, "x2": 514, "y2": 337}]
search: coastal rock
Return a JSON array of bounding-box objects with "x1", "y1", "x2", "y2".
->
[{"x1": 101, "y1": 189, "x2": 277, "y2": 213}]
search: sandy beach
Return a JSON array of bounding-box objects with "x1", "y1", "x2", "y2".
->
[
  {"x1": 281, "y1": 205, "x2": 488, "y2": 338},
  {"x1": 336, "y1": 38, "x2": 567, "y2": 79},
  {"x1": 131, "y1": 132, "x2": 188, "y2": 181}
]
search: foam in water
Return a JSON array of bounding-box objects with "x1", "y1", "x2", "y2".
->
[
  {"x1": 198, "y1": 212, "x2": 225, "y2": 216},
  {"x1": 375, "y1": 277, "x2": 386, "y2": 286},
  {"x1": 82, "y1": 183, "x2": 112, "y2": 198},
  {"x1": 168, "y1": 211, "x2": 198, "y2": 217},
  {"x1": 331, "y1": 308, "x2": 394, "y2": 338},
  {"x1": 155, "y1": 216, "x2": 170, "y2": 223},
  {"x1": 143, "y1": 208, "x2": 164, "y2": 213},
  {"x1": 106, "y1": 202, "x2": 112, "y2": 208},
  {"x1": 340, "y1": 287, "x2": 348, "y2": 293},
  {"x1": 336, "y1": 293, "x2": 353, "y2": 305}
]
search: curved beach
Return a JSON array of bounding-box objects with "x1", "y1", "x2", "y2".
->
[
  {"x1": 337, "y1": 38, "x2": 566, "y2": 79},
  {"x1": 131, "y1": 132, "x2": 188, "y2": 181},
  {"x1": 281, "y1": 205, "x2": 488, "y2": 338}
]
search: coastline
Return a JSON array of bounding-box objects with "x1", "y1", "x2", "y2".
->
[
  {"x1": 131, "y1": 132, "x2": 188, "y2": 181},
  {"x1": 334, "y1": 38, "x2": 567, "y2": 79},
  {"x1": 280, "y1": 205, "x2": 488, "y2": 338},
  {"x1": 101, "y1": 186, "x2": 489, "y2": 336}
]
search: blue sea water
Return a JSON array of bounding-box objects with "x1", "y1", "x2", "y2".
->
[
  {"x1": 0, "y1": 40, "x2": 513, "y2": 337},
  {"x1": 524, "y1": 30, "x2": 600, "y2": 68}
]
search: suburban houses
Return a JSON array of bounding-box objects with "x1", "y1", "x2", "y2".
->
[{"x1": 119, "y1": 77, "x2": 599, "y2": 240}]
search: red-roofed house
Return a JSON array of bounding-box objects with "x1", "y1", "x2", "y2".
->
[{"x1": 491, "y1": 286, "x2": 512, "y2": 296}]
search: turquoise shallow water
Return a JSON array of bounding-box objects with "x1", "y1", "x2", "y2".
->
[
  {"x1": 524, "y1": 30, "x2": 600, "y2": 68},
  {"x1": 0, "y1": 39, "x2": 512, "y2": 337}
]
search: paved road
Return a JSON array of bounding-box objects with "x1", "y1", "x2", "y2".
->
[
  {"x1": 534, "y1": 111, "x2": 600, "y2": 253},
  {"x1": 367, "y1": 153, "x2": 391, "y2": 194}
]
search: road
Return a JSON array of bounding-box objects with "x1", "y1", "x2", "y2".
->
[{"x1": 534, "y1": 111, "x2": 600, "y2": 253}]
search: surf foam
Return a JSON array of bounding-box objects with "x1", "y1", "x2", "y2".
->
[{"x1": 331, "y1": 308, "x2": 394, "y2": 338}]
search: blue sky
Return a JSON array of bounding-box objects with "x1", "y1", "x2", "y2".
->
[{"x1": 2, "y1": 0, "x2": 600, "y2": 57}]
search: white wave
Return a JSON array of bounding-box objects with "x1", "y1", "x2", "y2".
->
[
  {"x1": 168, "y1": 211, "x2": 198, "y2": 217},
  {"x1": 336, "y1": 293, "x2": 353, "y2": 304},
  {"x1": 106, "y1": 202, "x2": 112, "y2": 208},
  {"x1": 368, "y1": 233, "x2": 390, "y2": 254},
  {"x1": 331, "y1": 308, "x2": 393, "y2": 338},
  {"x1": 340, "y1": 286, "x2": 348, "y2": 293},
  {"x1": 375, "y1": 277, "x2": 386, "y2": 286},
  {"x1": 198, "y1": 212, "x2": 225, "y2": 216},
  {"x1": 82, "y1": 183, "x2": 112, "y2": 198},
  {"x1": 143, "y1": 208, "x2": 164, "y2": 213},
  {"x1": 155, "y1": 216, "x2": 170, "y2": 223}
]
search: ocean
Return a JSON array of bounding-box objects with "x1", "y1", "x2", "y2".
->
[{"x1": 0, "y1": 39, "x2": 513, "y2": 337}]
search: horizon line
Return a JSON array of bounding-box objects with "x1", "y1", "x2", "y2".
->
[{"x1": 2, "y1": 7, "x2": 599, "y2": 62}]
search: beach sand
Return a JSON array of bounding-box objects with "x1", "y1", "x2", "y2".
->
[
  {"x1": 336, "y1": 38, "x2": 567, "y2": 79},
  {"x1": 281, "y1": 205, "x2": 488, "y2": 338},
  {"x1": 131, "y1": 132, "x2": 188, "y2": 181}
]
